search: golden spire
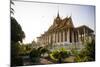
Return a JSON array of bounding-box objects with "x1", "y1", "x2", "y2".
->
[{"x1": 57, "y1": 10, "x2": 60, "y2": 18}]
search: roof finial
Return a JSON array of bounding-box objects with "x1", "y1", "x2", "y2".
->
[{"x1": 57, "y1": 10, "x2": 60, "y2": 18}]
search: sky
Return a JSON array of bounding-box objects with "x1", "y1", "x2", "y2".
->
[{"x1": 12, "y1": 1, "x2": 95, "y2": 44}]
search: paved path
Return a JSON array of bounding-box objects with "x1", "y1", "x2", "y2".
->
[
  {"x1": 39, "y1": 58, "x2": 53, "y2": 64},
  {"x1": 64, "y1": 56, "x2": 75, "y2": 63},
  {"x1": 22, "y1": 55, "x2": 75, "y2": 65},
  {"x1": 22, "y1": 56, "x2": 34, "y2": 65},
  {"x1": 22, "y1": 56, "x2": 53, "y2": 65}
]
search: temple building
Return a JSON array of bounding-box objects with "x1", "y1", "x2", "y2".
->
[{"x1": 37, "y1": 13, "x2": 94, "y2": 49}]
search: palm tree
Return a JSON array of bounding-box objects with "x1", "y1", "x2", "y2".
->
[
  {"x1": 11, "y1": 1, "x2": 25, "y2": 66},
  {"x1": 11, "y1": 0, "x2": 14, "y2": 15}
]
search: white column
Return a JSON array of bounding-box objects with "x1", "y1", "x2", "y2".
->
[
  {"x1": 53, "y1": 33, "x2": 55, "y2": 44},
  {"x1": 59, "y1": 32, "x2": 61, "y2": 43},
  {"x1": 49, "y1": 35, "x2": 51, "y2": 44},
  {"x1": 86, "y1": 29, "x2": 89, "y2": 41},
  {"x1": 47, "y1": 35, "x2": 49, "y2": 45},
  {"x1": 63, "y1": 31, "x2": 65, "y2": 42},
  {"x1": 55, "y1": 33, "x2": 56, "y2": 43},
  {"x1": 45, "y1": 36, "x2": 47, "y2": 45},
  {"x1": 72, "y1": 31, "x2": 74, "y2": 44},
  {"x1": 78, "y1": 30, "x2": 80, "y2": 43}
]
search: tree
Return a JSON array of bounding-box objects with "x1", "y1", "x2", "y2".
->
[
  {"x1": 39, "y1": 47, "x2": 49, "y2": 57},
  {"x1": 83, "y1": 39, "x2": 95, "y2": 61},
  {"x1": 11, "y1": 17, "x2": 25, "y2": 43},
  {"x1": 74, "y1": 39, "x2": 95, "y2": 62},
  {"x1": 11, "y1": 1, "x2": 25, "y2": 66},
  {"x1": 11, "y1": 18, "x2": 25, "y2": 65},
  {"x1": 29, "y1": 48, "x2": 40, "y2": 63},
  {"x1": 11, "y1": 0, "x2": 25, "y2": 43},
  {"x1": 57, "y1": 48, "x2": 70, "y2": 63},
  {"x1": 50, "y1": 48, "x2": 70, "y2": 63}
]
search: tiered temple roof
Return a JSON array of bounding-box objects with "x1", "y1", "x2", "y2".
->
[
  {"x1": 48, "y1": 13, "x2": 74, "y2": 33},
  {"x1": 37, "y1": 13, "x2": 94, "y2": 39}
]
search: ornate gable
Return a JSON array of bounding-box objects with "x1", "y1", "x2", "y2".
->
[{"x1": 48, "y1": 13, "x2": 74, "y2": 33}]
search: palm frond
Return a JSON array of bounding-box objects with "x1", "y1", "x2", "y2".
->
[
  {"x1": 11, "y1": 8, "x2": 14, "y2": 12},
  {"x1": 11, "y1": 0, "x2": 14, "y2": 5},
  {"x1": 10, "y1": 8, "x2": 14, "y2": 15},
  {"x1": 11, "y1": 11, "x2": 14, "y2": 15}
]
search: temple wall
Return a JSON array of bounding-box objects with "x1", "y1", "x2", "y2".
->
[{"x1": 36, "y1": 15, "x2": 94, "y2": 48}]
